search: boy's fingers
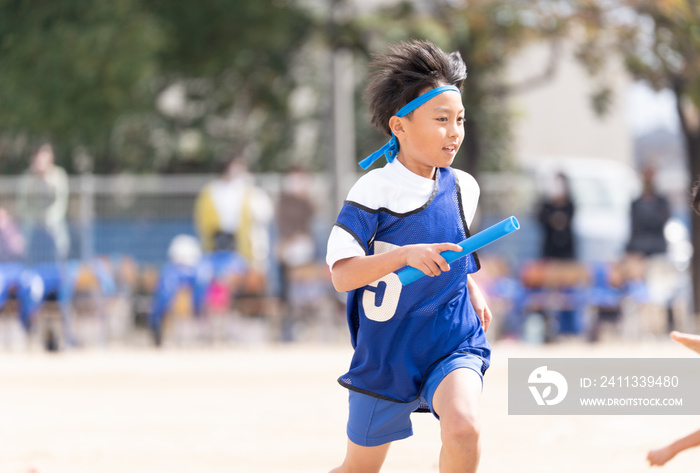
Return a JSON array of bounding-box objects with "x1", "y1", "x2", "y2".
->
[
  {"x1": 411, "y1": 244, "x2": 462, "y2": 276},
  {"x1": 437, "y1": 243, "x2": 463, "y2": 253},
  {"x1": 424, "y1": 249, "x2": 453, "y2": 275},
  {"x1": 436, "y1": 256, "x2": 450, "y2": 272},
  {"x1": 419, "y1": 262, "x2": 438, "y2": 277},
  {"x1": 426, "y1": 257, "x2": 449, "y2": 276}
]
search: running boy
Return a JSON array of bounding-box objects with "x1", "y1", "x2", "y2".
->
[
  {"x1": 646, "y1": 184, "x2": 700, "y2": 467},
  {"x1": 326, "y1": 40, "x2": 492, "y2": 473},
  {"x1": 647, "y1": 331, "x2": 700, "y2": 466}
]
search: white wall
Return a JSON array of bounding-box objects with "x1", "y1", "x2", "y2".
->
[{"x1": 507, "y1": 39, "x2": 633, "y2": 167}]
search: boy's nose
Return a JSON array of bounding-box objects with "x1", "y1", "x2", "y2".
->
[{"x1": 447, "y1": 121, "x2": 462, "y2": 137}]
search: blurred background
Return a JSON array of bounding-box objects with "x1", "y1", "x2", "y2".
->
[
  {"x1": 0, "y1": 0, "x2": 699, "y2": 350},
  {"x1": 5, "y1": 1, "x2": 700, "y2": 473}
]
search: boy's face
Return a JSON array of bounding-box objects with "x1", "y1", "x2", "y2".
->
[{"x1": 393, "y1": 90, "x2": 465, "y2": 179}]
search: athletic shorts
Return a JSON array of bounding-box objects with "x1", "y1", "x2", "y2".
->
[{"x1": 345, "y1": 352, "x2": 485, "y2": 447}]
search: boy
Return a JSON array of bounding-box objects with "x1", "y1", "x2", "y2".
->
[
  {"x1": 647, "y1": 331, "x2": 700, "y2": 466},
  {"x1": 646, "y1": 185, "x2": 700, "y2": 467},
  {"x1": 326, "y1": 40, "x2": 492, "y2": 473}
]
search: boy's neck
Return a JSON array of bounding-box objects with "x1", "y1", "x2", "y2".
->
[{"x1": 397, "y1": 155, "x2": 437, "y2": 180}]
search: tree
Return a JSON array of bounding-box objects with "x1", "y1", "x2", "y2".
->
[
  {"x1": 136, "y1": 0, "x2": 314, "y2": 173},
  {"x1": 0, "y1": 0, "x2": 314, "y2": 174},
  {"x1": 573, "y1": 0, "x2": 700, "y2": 314},
  {"x1": 0, "y1": 0, "x2": 165, "y2": 173}
]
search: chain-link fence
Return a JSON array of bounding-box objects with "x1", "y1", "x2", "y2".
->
[{"x1": 0, "y1": 173, "x2": 338, "y2": 265}]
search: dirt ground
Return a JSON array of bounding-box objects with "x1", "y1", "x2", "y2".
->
[{"x1": 1, "y1": 335, "x2": 699, "y2": 473}]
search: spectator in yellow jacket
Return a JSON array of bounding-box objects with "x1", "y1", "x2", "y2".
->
[{"x1": 194, "y1": 155, "x2": 273, "y2": 273}]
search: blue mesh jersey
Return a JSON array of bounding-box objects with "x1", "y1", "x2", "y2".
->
[{"x1": 334, "y1": 166, "x2": 491, "y2": 403}]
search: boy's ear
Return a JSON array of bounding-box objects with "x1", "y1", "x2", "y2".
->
[{"x1": 389, "y1": 116, "x2": 405, "y2": 137}]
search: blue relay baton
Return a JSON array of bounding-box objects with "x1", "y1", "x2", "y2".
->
[{"x1": 397, "y1": 216, "x2": 520, "y2": 286}]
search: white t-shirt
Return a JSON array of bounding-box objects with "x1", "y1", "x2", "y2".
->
[
  {"x1": 326, "y1": 159, "x2": 479, "y2": 270},
  {"x1": 209, "y1": 176, "x2": 248, "y2": 233}
]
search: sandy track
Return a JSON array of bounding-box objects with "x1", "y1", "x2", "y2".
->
[{"x1": 0, "y1": 339, "x2": 698, "y2": 473}]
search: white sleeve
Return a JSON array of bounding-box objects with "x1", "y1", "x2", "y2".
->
[
  {"x1": 326, "y1": 225, "x2": 365, "y2": 271},
  {"x1": 325, "y1": 171, "x2": 385, "y2": 272},
  {"x1": 454, "y1": 169, "x2": 480, "y2": 228}
]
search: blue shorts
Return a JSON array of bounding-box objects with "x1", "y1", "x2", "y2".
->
[{"x1": 346, "y1": 352, "x2": 485, "y2": 447}]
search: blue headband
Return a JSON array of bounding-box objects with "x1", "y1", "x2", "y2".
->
[{"x1": 358, "y1": 85, "x2": 461, "y2": 170}]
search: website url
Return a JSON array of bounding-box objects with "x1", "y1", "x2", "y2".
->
[{"x1": 580, "y1": 398, "x2": 683, "y2": 407}]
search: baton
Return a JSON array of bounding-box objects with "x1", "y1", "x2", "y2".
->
[{"x1": 397, "y1": 216, "x2": 520, "y2": 286}]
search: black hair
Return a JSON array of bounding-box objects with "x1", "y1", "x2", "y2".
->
[
  {"x1": 693, "y1": 180, "x2": 700, "y2": 215},
  {"x1": 217, "y1": 152, "x2": 246, "y2": 176},
  {"x1": 364, "y1": 40, "x2": 467, "y2": 136},
  {"x1": 30, "y1": 141, "x2": 54, "y2": 159}
]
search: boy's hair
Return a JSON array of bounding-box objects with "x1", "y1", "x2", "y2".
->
[{"x1": 364, "y1": 40, "x2": 468, "y2": 136}]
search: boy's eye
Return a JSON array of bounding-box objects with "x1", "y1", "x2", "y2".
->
[{"x1": 436, "y1": 116, "x2": 465, "y2": 123}]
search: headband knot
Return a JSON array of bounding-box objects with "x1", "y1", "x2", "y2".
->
[{"x1": 358, "y1": 85, "x2": 460, "y2": 170}]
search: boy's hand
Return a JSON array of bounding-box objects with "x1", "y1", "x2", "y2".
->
[
  {"x1": 404, "y1": 243, "x2": 462, "y2": 278},
  {"x1": 647, "y1": 446, "x2": 675, "y2": 466},
  {"x1": 468, "y1": 276, "x2": 492, "y2": 332},
  {"x1": 670, "y1": 330, "x2": 700, "y2": 355}
]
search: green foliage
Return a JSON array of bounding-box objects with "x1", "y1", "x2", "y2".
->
[
  {"x1": 574, "y1": 0, "x2": 700, "y2": 110},
  {"x1": 110, "y1": 0, "x2": 314, "y2": 174},
  {"x1": 0, "y1": 0, "x2": 165, "y2": 172},
  {"x1": 0, "y1": 0, "x2": 568, "y2": 175},
  {"x1": 0, "y1": 0, "x2": 313, "y2": 174}
]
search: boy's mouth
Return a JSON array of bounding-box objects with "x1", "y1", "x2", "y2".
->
[{"x1": 443, "y1": 144, "x2": 458, "y2": 155}]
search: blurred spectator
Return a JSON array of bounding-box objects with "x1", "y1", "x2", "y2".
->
[
  {"x1": 533, "y1": 172, "x2": 582, "y2": 338},
  {"x1": 276, "y1": 166, "x2": 316, "y2": 339},
  {"x1": 16, "y1": 143, "x2": 70, "y2": 263},
  {"x1": 537, "y1": 172, "x2": 576, "y2": 260},
  {"x1": 0, "y1": 207, "x2": 25, "y2": 262},
  {"x1": 194, "y1": 154, "x2": 274, "y2": 273},
  {"x1": 626, "y1": 165, "x2": 670, "y2": 257},
  {"x1": 277, "y1": 166, "x2": 315, "y2": 280},
  {"x1": 149, "y1": 234, "x2": 209, "y2": 346},
  {"x1": 626, "y1": 165, "x2": 674, "y2": 331}
]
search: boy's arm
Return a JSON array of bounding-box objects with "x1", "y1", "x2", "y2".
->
[
  {"x1": 648, "y1": 428, "x2": 700, "y2": 466},
  {"x1": 331, "y1": 242, "x2": 462, "y2": 293},
  {"x1": 468, "y1": 275, "x2": 492, "y2": 332}
]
